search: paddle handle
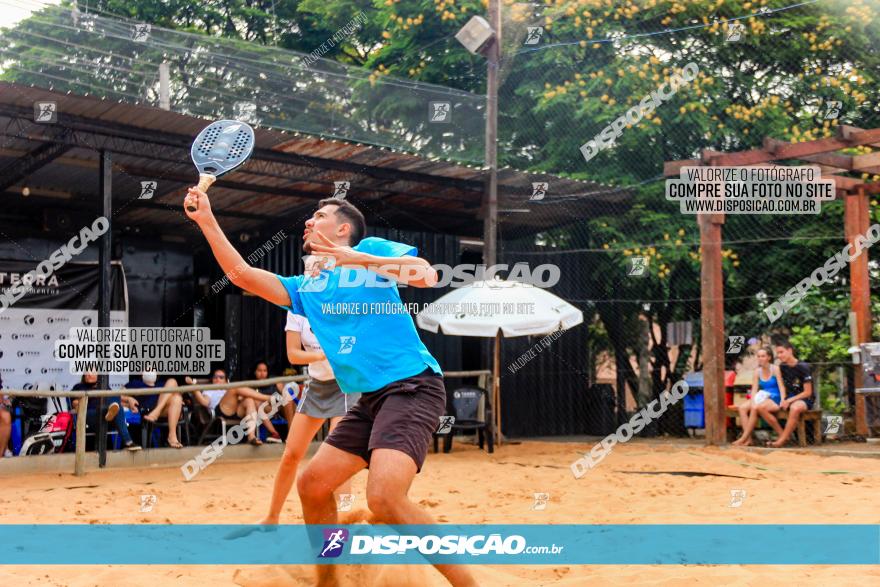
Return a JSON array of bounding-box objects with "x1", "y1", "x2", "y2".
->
[{"x1": 186, "y1": 174, "x2": 217, "y2": 212}]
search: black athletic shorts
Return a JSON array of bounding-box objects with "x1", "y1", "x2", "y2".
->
[{"x1": 324, "y1": 368, "x2": 445, "y2": 473}]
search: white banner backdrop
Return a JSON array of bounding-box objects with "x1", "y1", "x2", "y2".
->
[{"x1": 0, "y1": 308, "x2": 129, "y2": 391}]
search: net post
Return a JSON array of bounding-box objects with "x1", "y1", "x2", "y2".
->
[{"x1": 74, "y1": 395, "x2": 88, "y2": 477}]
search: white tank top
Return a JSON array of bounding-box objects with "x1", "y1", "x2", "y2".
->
[{"x1": 285, "y1": 312, "x2": 334, "y2": 381}]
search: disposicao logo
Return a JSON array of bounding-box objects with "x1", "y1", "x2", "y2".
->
[{"x1": 319, "y1": 528, "x2": 349, "y2": 558}]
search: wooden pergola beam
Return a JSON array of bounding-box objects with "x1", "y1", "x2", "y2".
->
[
  {"x1": 838, "y1": 125, "x2": 880, "y2": 143},
  {"x1": 675, "y1": 127, "x2": 880, "y2": 169},
  {"x1": 660, "y1": 128, "x2": 880, "y2": 178},
  {"x1": 664, "y1": 159, "x2": 700, "y2": 177},
  {"x1": 853, "y1": 183, "x2": 880, "y2": 195},
  {"x1": 852, "y1": 152, "x2": 880, "y2": 171},
  {"x1": 763, "y1": 137, "x2": 851, "y2": 171}
]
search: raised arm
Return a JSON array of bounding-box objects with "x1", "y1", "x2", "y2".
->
[
  {"x1": 307, "y1": 231, "x2": 437, "y2": 288},
  {"x1": 184, "y1": 186, "x2": 291, "y2": 305},
  {"x1": 367, "y1": 255, "x2": 437, "y2": 288},
  {"x1": 191, "y1": 390, "x2": 211, "y2": 408}
]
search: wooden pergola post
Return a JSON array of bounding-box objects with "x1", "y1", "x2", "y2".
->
[
  {"x1": 844, "y1": 188, "x2": 872, "y2": 436},
  {"x1": 699, "y1": 211, "x2": 727, "y2": 445}
]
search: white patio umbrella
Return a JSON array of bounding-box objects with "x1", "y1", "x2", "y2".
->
[{"x1": 416, "y1": 278, "x2": 583, "y2": 445}]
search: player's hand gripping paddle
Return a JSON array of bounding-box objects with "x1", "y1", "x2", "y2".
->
[{"x1": 186, "y1": 120, "x2": 255, "y2": 212}]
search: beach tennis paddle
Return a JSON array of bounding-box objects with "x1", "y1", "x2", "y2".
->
[{"x1": 186, "y1": 119, "x2": 255, "y2": 211}]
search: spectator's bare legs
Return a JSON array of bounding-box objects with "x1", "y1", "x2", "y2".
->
[
  {"x1": 769, "y1": 400, "x2": 807, "y2": 447},
  {"x1": 237, "y1": 397, "x2": 262, "y2": 444},
  {"x1": 144, "y1": 380, "x2": 184, "y2": 448},
  {"x1": 738, "y1": 400, "x2": 780, "y2": 446},
  {"x1": 732, "y1": 402, "x2": 754, "y2": 445},
  {"x1": 0, "y1": 409, "x2": 11, "y2": 456},
  {"x1": 258, "y1": 400, "x2": 283, "y2": 438},
  {"x1": 758, "y1": 403, "x2": 785, "y2": 438}
]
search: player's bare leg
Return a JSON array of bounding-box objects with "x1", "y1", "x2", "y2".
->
[
  {"x1": 366, "y1": 448, "x2": 478, "y2": 587},
  {"x1": 298, "y1": 443, "x2": 368, "y2": 587},
  {"x1": 260, "y1": 412, "x2": 325, "y2": 524}
]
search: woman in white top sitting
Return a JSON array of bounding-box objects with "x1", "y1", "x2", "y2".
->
[{"x1": 257, "y1": 311, "x2": 361, "y2": 525}]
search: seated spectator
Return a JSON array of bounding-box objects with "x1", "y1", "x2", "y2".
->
[
  {"x1": 239, "y1": 361, "x2": 287, "y2": 444},
  {"x1": 125, "y1": 370, "x2": 185, "y2": 449},
  {"x1": 188, "y1": 369, "x2": 228, "y2": 415},
  {"x1": 1, "y1": 383, "x2": 11, "y2": 457},
  {"x1": 732, "y1": 347, "x2": 787, "y2": 446},
  {"x1": 189, "y1": 367, "x2": 271, "y2": 446},
  {"x1": 766, "y1": 340, "x2": 814, "y2": 448},
  {"x1": 71, "y1": 371, "x2": 142, "y2": 452}
]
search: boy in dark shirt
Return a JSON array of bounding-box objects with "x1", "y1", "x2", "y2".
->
[{"x1": 766, "y1": 340, "x2": 814, "y2": 448}]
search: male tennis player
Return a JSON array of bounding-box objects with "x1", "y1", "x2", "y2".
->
[{"x1": 184, "y1": 187, "x2": 476, "y2": 587}]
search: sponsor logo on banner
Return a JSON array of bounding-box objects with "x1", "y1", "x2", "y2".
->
[{"x1": 0, "y1": 308, "x2": 128, "y2": 389}]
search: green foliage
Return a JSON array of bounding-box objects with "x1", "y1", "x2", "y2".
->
[
  {"x1": 820, "y1": 380, "x2": 846, "y2": 415},
  {"x1": 787, "y1": 325, "x2": 850, "y2": 364},
  {"x1": 789, "y1": 325, "x2": 850, "y2": 415}
]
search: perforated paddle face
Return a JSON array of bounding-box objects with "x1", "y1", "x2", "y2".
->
[{"x1": 190, "y1": 120, "x2": 255, "y2": 177}]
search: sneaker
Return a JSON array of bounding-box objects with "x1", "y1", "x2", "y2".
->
[
  {"x1": 104, "y1": 402, "x2": 120, "y2": 422},
  {"x1": 125, "y1": 441, "x2": 143, "y2": 452},
  {"x1": 265, "y1": 434, "x2": 283, "y2": 444}
]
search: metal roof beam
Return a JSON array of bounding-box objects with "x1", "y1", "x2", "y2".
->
[
  {"x1": 0, "y1": 130, "x2": 73, "y2": 192},
  {"x1": 0, "y1": 104, "x2": 484, "y2": 192}
]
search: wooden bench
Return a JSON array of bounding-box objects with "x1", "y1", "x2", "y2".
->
[{"x1": 725, "y1": 405, "x2": 823, "y2": 447}]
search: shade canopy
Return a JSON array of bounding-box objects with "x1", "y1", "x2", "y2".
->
[{"x1": 415, "y1": 278, "x2": 583, "y2": 338}]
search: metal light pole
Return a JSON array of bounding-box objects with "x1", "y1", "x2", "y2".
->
[
  {"x1": 455, "y1": 9, "x2": 502, "y2": 445},
  {"x1": 483, "y1": 0, "x2": 500, "y2": 268},
  {"x1": 485, "y1": 0, "x2": 502, "y2": 444}
]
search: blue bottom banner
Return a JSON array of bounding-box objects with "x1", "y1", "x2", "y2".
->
[{"x1": 0, "y1": 525, "x2": 877, "y2": 565}]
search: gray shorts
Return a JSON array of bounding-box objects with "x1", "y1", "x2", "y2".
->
[{"x1": 297, "y1": 378, "x2": 359, "y2": 419}]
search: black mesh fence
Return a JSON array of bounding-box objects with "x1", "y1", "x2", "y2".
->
[
  {"x1": 492, "y1": 0, "x2": 880, "y2": 439},
  {"x1": 2, "y1": 0, "x2": 879, "y2": 442}
]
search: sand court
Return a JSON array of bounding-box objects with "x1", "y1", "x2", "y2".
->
[{"x1": 1, "y1": 438, "x2": 878, "y2": 585}]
